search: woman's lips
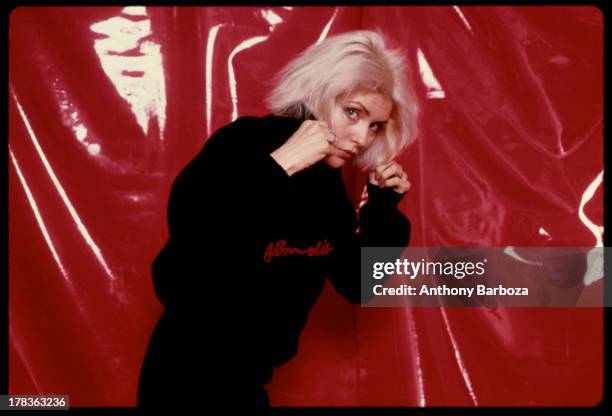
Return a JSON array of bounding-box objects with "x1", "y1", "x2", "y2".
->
[{"x1": 337, "y1": 148, "x2": 354, "y2": 159}]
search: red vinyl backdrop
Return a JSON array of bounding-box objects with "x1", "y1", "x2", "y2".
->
[{"x1": 8, "y1": 6, "x2": 603, "y2": 407}]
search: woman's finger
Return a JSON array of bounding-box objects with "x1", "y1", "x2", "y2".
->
[
  {"x1": 369, "y1": 170, "x2": 380, "y2": 185},
  {"x1": 379, "y1": 162, "x2": 403, "y2": 182},
  {"x1": 380, "y1": 176, "x2": 401, "y2": 188},
  {"x1": 380, "y1": 175, "x2": 411, "y2": 194},
  {"x1": 374, "y1": 161, "x2": 394, "y2": 182}
]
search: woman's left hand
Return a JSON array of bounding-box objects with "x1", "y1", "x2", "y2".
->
[{"x1": 368, "y1": 160, "x2": 411, "y2": 194}]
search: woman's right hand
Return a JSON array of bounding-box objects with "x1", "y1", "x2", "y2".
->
[{"x1": 270, "y1": 120, "x2": 335, "y2": 176}]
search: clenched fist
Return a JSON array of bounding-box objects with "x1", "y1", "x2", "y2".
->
[
  {"x1": 368, "y1": 160, "x2": 410, "y2": 194},
  {"x1": 271, "y1": 120, "x2": 336, "y2": 176}
]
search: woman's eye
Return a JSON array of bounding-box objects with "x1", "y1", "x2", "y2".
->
[
  {"x1": 345, "y1": 108, "x2": 359, "y2": 119},
  {"x1": 370, "y1": 123, "x2": 381, "y2": 133}
]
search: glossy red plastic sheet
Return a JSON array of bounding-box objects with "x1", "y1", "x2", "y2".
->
[{"x1": 8, "y1": 6, "x2": 603, "y2": 407}]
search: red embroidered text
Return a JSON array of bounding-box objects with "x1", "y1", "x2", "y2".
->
[{"x1": 263, "y1": 239, "x2": 334, "y2": 263}]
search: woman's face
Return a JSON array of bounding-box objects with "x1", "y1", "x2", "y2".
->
[{"x1": 323, "y1": 89, "x2": 394, "y2": 169}]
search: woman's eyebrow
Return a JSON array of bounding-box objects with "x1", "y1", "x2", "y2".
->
[
  {"x1": 348, "y1": 100, "x2": 369, "y2": 116},
  {"x1": 348, "y1": 100, "x2": 388, "y2": 124}
]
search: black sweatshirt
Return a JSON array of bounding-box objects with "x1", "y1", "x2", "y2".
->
[{"x1": 145, "y1": 114, "x2": 410, "y2": 387}]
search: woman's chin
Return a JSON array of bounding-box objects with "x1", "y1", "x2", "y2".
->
[{"x1": 323, "y1": 155, "x2": 348, "y2": 169}]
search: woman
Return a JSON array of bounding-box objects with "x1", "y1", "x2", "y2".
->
[{"x1": 137, "y1": 30, "x2": 419, "y2": 413}]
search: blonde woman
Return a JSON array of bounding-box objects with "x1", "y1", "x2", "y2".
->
[{"x1": 138, "y1": 30, "x2": 419, "y2": 413}]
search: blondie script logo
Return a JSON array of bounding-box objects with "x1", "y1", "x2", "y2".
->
[{"x1": 264, "y1": 240, "x2": 334, "y2": 263}]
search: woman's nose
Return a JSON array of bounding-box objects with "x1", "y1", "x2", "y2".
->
[{"x1": 349, "y1": 123, "x2": 370, "y2": 149}]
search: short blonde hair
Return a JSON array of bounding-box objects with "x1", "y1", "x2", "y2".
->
[{"x1": 266, "y1": 30, "x2": 420, "y2": 169}]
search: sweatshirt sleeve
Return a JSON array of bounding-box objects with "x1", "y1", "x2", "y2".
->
[
  {"x1": 327, "y1": 181, "x2": 411, "y2": 305},
  {"x1": 151, "y1": 117, "x2": 291, "y2": 310}
]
